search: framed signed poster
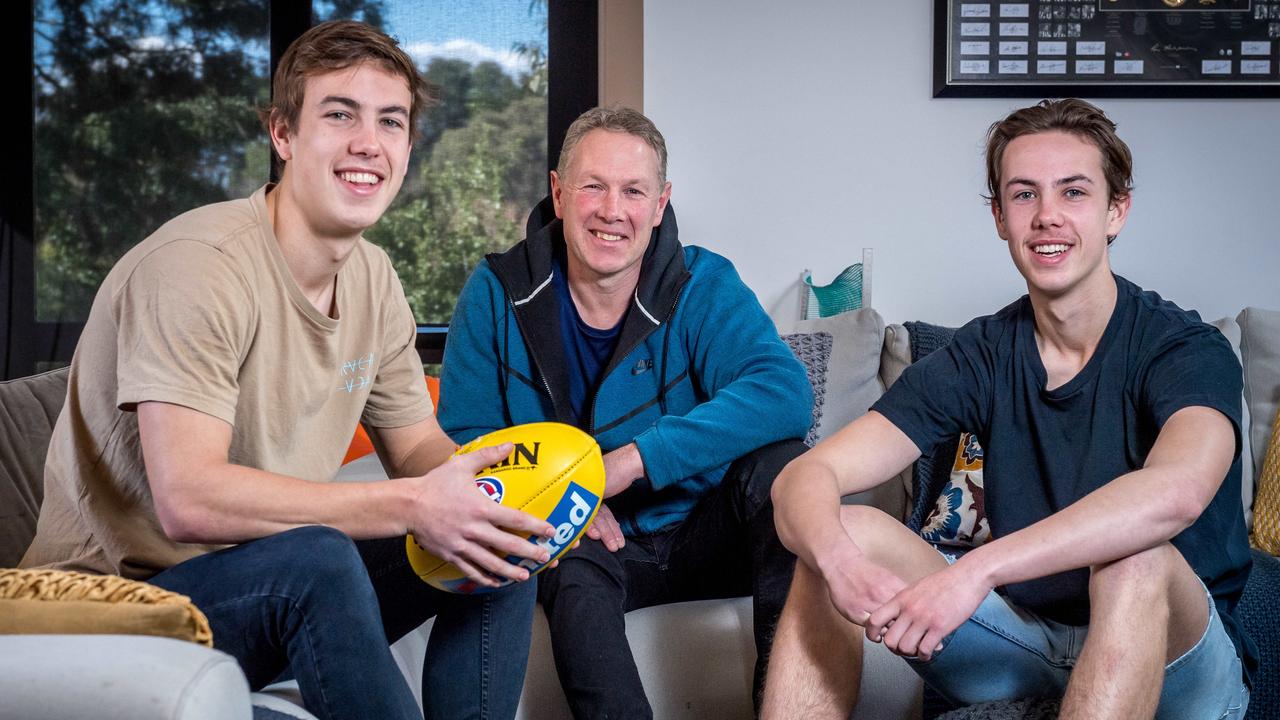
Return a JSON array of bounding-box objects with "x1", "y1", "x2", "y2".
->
[{"x1": 934, "y1": 0, "x2": 1280, "y2": 97}]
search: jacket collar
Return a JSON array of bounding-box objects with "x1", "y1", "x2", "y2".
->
[{"x1": 485, "y1": 196, "x2": 691, "y2": 426}]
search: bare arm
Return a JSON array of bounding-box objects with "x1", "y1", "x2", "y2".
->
[
  {"x1": 772, "y1": 410, "x2": 922, "y2": 573},
  {"x1": 960, "y1": 405, "x2": 1233, "y2": 590},
  {"x1": 367, "y1": 412, "x2": 458, "y2": 480},
  {"x1": 868, "y1": 405, "x2": 1235, "y2": 659},
  {"x1": 138, "y1": 401, "x2": 555, "y2": 587}
]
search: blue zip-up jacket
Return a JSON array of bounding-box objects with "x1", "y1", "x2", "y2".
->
[{"x1": 439, "y1": 199, "x2": 812, "y2": 535}]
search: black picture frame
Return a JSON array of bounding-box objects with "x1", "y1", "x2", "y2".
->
[{"x1": 933, "y1": 0, "x2": 1280, "y2": 98}]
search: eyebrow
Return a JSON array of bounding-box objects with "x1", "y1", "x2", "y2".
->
[
  {"x1": 1005, "y1": 174, "x2": 1095, "y2": 189},
  {"x1": 319, "y1": 95, "x2": 409, "y2": 117}
]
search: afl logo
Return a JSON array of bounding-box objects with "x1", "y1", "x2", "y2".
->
[{"x1": 475, "y1": 476, "x2": 504, "y2": 503}]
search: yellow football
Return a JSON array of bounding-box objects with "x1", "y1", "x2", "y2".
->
[{"x1": 406, "y1": 422, "x2": 605, "y2": 593}]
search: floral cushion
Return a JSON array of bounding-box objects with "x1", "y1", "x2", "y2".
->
[{"x1": 920, "y1": 433, "x2": 991, "y2": 548}]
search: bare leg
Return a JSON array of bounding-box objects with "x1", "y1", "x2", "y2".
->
[
  {"x1": 1060, "y1": 543, "x2": 1208, "y2": 720},
  {"x1": 761, "y1": 505, "x2": 947, "y2": 719}
]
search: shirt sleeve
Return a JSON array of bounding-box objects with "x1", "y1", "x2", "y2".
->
[
  {"x1": 631, "y1": 259, "x2": 814, "y2": 490},
  {"x1": 871, "y1": 321, "x2": 994, "y2": 455},
  {"x1": 1140, "y1": 322, "x2": 1244, "y2": 448},
  {"x1": 113, "y1": 241, "x2": 253, "y2": 424},
  {"x1": 360, "y1": 255, "x2": 434, "y2": 428}
]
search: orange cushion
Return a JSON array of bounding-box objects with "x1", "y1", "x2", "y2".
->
[{"x1": 343, "y1": 376, "x2": 440, "y2": 464}]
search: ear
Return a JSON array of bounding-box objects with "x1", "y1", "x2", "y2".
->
[
  {"x1": 550, "y1": 171, "x2": 566, "y2": 219},
  {"x1": 991, "y1": 200, "x2": 1009, "y2": 241},
  {"x1": 1106, "y1": 193, "x2": 1131, "y2": 237},
  {"x1": 652, "y1": 181, "x2": 673, "y2": 226},
  {"x1": 269, "y1": 112, "x2": 294, "y2": 163}
]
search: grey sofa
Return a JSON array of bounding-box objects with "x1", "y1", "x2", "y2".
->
[{"x1": 1, "y1": 304, "x2": 1276, "y2": 719}]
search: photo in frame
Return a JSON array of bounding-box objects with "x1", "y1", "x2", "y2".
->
[{"x1": 934, "y1": 0, "x2": 1280, "y2": 97}]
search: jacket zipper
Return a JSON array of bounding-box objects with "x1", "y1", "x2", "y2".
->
[{"x1": 586, "y1": 277, "x2": 689, "y2": 435}]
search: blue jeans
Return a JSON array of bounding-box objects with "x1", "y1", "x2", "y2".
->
[
  {"x1": 908, "y1": 571, "x2": 1248, "y2": 719},
  {"x1": 149, "y1": 525, "x2": 536, "y2": 720}
]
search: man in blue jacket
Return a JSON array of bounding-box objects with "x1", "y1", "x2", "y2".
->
[{"x1": 440, "y1": 106, "x2": 813, "y2": 718}]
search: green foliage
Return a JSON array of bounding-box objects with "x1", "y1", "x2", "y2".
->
[
  {"x1": 34, "y1": 0, "x2": 271, "y2": 321},
  {"x1": 35, "y1": 0, "x2": 547, "y2": 330},
  {"x1": 368, "y1": 94, "x2": 547, "y2": 323}
]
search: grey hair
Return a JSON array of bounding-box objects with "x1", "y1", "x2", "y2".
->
[{"x1": 557, "y1": 106, "x2": 668, "y2": 184}]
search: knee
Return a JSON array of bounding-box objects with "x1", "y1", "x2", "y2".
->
[
  {"x1": 1088, "y1": 542, "x2": 1185, "y2": 610},
  {"x1": 837, "y1": 504, "x2": 904, "y2": 563},
  {"x1": 536, "y1": 540, "x2": 623, "y2": 605},
  {"x1": 731, "y1": 440, "x2": 809, "y2": 497},
  {"x1": 272, "y1": 525, "x2": 368, "y2": 592}
]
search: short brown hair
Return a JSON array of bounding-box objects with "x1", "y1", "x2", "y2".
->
[
  {"x1": 261, "y1": 20, "x2": 433, "y2": 150},
  {"x1": 557, "y1": 106, "x2": 669, "y2": 184},
  {"x1": 985, "y1": 98, "x2": 1133, "y2": 209}
]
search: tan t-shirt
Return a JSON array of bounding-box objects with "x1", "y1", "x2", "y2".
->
[{"x1": 21, "y1": 186, "x2": 433, "y2": 579}]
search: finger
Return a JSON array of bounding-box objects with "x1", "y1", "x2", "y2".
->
[
  {"x1": 458, "y1": 542, "x2": 533, "y2": 583},
  {"x1": 918, "y1": 629, "x2": 946, "y2": 662},
  {"x1": 488, "y1": 505, "x2": 555, "y2": 538},
  {"x1": 586, "y1": 525, "x2": 602, "y2": 540},
  {"x1": 453, "y1": 442, "x2": 513, "y2": 472},
  {"x1": 451, "y1": 553, "x2": 504, "y2": 588},
  {"x1": 866, "y1": 605, "x2": 896, "y2": 641},
  {"x1": 597, "y1": 508, "x2": 625, "y2": 551},
  {"x1": 471, "y1": 524, "x2": 551, "y2": 565}
]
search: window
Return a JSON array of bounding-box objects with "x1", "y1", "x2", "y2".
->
[
  {"x1": 3, "y1": 0, "x2": 598, "y2": 378},
  {"x1": 319, "y1": 0, "x2": 549, "y2": 324}
]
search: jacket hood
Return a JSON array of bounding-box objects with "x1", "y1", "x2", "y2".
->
[
  {"x1": 483, "y1": 195, "x2": 691, "y2": 427},
  {"x1": 490, "y1": 195, "x2": 689, "y2": 324}
]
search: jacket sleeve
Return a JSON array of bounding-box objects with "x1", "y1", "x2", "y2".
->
[
  {"x1": 632, "y1": 257, "x2": 812, "y2": 490},
  {"x1": 438, "y1": 263, "x2": 510, "y2": 445}
]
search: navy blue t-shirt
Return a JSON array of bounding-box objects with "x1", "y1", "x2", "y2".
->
[
  {"x1": 551, "y1": 261, "x2": 623, "y2": 427},
  {"x1": 873, "y1": 274, "x2": 1255, "y2": 682}
]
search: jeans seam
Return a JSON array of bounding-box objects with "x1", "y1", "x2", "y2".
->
[
  {"x1": 965, "y1": 612, "x2": 1074, "y2": 669},
  {"x1": 480, "y1": 595, "x2": 492, "y2": 720}
]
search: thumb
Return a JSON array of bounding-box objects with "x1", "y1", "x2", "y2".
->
[{"x1": 454, "y1": 441, "x2": 512, "y2": 475}]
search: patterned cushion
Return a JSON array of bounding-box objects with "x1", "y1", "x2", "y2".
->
[
  {"x1": 0, "y1": 568, "x2": 212, "y2": 647},
  {"x1": 920, "y1": 433, "x2": 991, "y2": 548},
  {"x1": 777, "y1": 308, "x2": 885, "y2": 447},
  {"x1": 1251, "y1": 409, "x2": 1280, "y2": 554}
]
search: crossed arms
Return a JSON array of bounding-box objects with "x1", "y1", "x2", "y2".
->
[{"x1": 771, "y1": 404, "x2": 1235, "y2": 660}]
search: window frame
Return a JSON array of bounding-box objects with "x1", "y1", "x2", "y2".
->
[{"x1": 2, "y1": 0, "x2": 598, "y2": 378}]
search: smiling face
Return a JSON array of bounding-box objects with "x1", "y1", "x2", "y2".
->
[
  {"x1": 993, "y1": 130, "x2": 1130, "y2": 303},
  {"x1": 270, "y1": 62, "x2": 412, "y2": 242},
  {"x1": 550, "y1": 129, "x2": 671, "y2": 289}
]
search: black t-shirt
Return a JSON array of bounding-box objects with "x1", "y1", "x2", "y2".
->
[
  {"x1": 873, "y1": 274, "x2": 1255, "y2": 682},
  {"x1": 551, "y1": 260, "x2": 623, "y2": 426}
]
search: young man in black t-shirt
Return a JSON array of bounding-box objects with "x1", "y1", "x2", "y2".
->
[{"x1": 760, "y1": 99, "x2": 1253, "y2": 719}]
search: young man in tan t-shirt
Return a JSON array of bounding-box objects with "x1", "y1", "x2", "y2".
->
[{"x1": 21, "y1": 21, "x2": 550, "y2": 719}]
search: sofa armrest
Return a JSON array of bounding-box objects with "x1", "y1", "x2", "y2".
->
[{"x1": 0, "y1": 634, "x2": 251, "y2": 720}]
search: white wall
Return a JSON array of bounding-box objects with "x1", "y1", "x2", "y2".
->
[{"x1": 644, "y1": 1, "x2": 1280, "y2": 327}]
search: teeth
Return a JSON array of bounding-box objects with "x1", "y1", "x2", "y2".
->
[
  {"x1": 593, "y1": 231, "x2": 623, "y2": 241},
  {"x1": 339, "y1": 171, "x2": 379, "y2": 185},
  {"x1": 1034, "y1": 244, "x2": 1068, "y2": 255}
]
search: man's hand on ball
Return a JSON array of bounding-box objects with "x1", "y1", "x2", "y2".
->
[
  {"x1": 586, "y1": 503, "x2": 625, "y2": 551},
  {"x1": 409, "y1": 442, "x2": 555, "y2": 587},
  {"x1": 602, "y1": 443, "x2": 644, "y2": 498}
]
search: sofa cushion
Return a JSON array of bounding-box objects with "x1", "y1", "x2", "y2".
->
[
  {"x1": 1240, "y1": 307, "x2": 1280, "y2": 490},
  {"x1": 778, "y1": 309, "x2": 907, "y2": 519},
  {"x1": 0, "y1": 568, "x2": 212, "y2": 646},
  {"x1": 920, "y1": 433, "x2": 991, "y2": 548},
  {"x1": 0, "y1": 367, "x2": 68, "y2": 567},
  {"x1": 1212, "y1": 316, "x2": 1255, "y2": 527},
  {"x1": 778, "y1": 308, "x2": 885, "y2": 446},
  {"x1": 1251, "y1": 411, "x2": 1280, "y2": 554}
]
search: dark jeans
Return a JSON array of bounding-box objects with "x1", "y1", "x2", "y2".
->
[
  {"x1": 150, "y1": 525, "x2": 536, "y2": 720},
  {"x1": 536, "y1": 439, "x2": 805, "y2": 720}
]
